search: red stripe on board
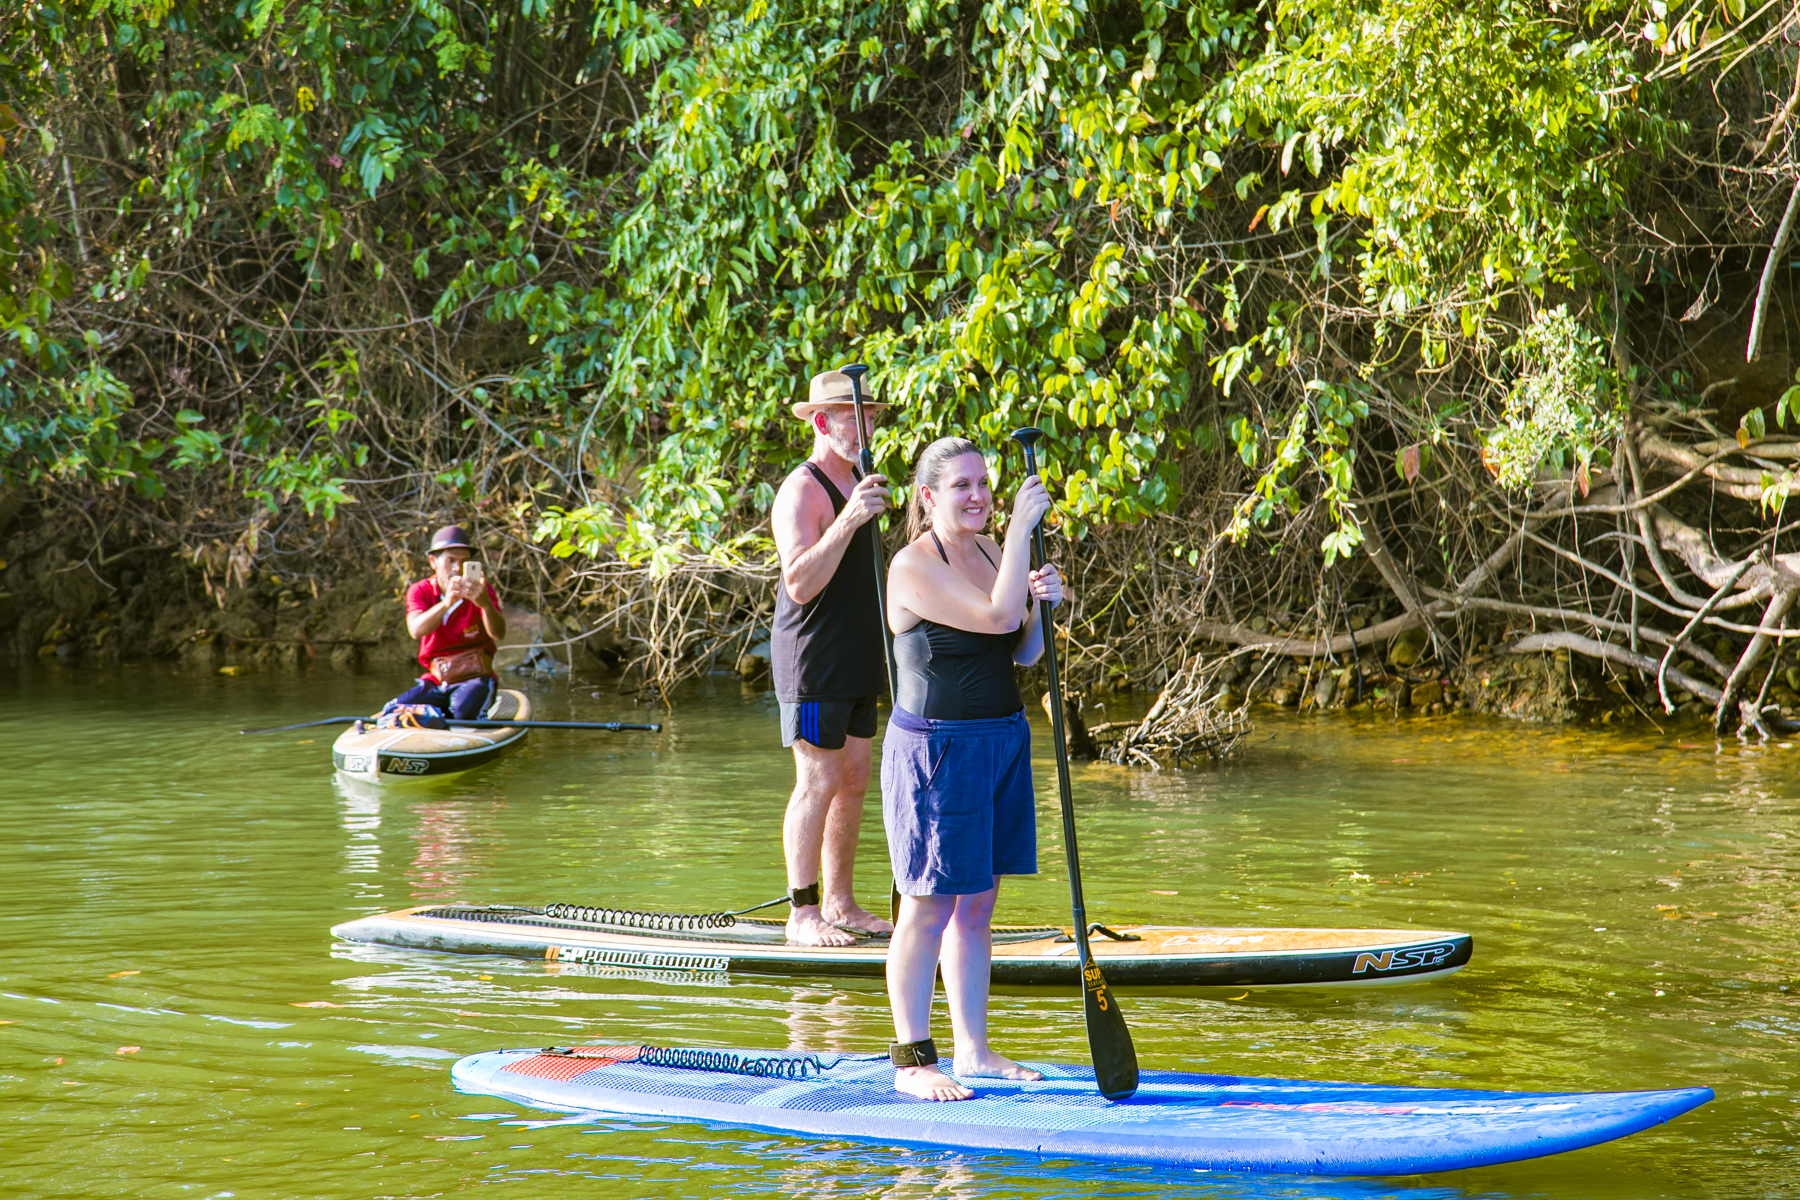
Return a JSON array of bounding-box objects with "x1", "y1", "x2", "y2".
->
[{"x1": 499, "y1": 1046, "x2": 642, "y2": 1081}]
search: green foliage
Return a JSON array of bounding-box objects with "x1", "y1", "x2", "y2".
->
[
  {"x1": 0, "y1": 0, "x2": 1756, "y2": 569},
  {"x1": 1225, "y1": 0, "x2": 1656, "y2": 313},
  {"x1": 1482, "y1": 306, "x2": 1623, "y2": 491}
]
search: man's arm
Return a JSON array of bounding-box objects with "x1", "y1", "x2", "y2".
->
[
  {"x1": 405, "y1": 577, "x2": 505, "y2": 640},
  {"x1": 477, "y1": 582, "x2": 507, "y2": 640},
  {"x1": 773, "y1": 468, "x2": 888, "y2": 605},
  {"x1": 406, "y1": 584, "x2": 448, "y2": 640}
]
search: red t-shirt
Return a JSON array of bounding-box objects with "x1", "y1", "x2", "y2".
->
[{"x1": 406, "y1": 576, "x2": 501, "y2": 678}]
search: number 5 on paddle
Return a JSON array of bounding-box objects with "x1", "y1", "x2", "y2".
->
[{"x1": 1011, "y1": 426, "x2": 1139, "y2": 1101}]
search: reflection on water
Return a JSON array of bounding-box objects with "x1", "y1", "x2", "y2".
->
[
  {"x1": 1, "y1": 660, "x2": 1796, "y2": 1198},
  {"x1": 337, "y1": 782, "x2": 382, "y2": 905},
  {"x1": 782, "y1": 987, "x2": 868, "y2": 1056},
  {"x1": 405, "y1": 799, "x2": 507, "y2": 902}
]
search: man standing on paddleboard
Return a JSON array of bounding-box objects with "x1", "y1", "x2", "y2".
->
[{"x1": 769, "y1": 371, "x2": 896, "y2": 947}]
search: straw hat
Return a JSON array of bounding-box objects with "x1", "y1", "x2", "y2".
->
[{"x1": 792, "y1": 369, "x2": 892, "y2": 421}]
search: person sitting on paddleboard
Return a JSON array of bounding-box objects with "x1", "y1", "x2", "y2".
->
[
  {"x1": 881, "y1": 436, "x2": 1061, "y2": 1101},
  {"x1": 391, "y1": 524, "x2": 507, "y2": 721},
  {"x1": 769, "y1": 371, "x2": 896, "y2": 947}
]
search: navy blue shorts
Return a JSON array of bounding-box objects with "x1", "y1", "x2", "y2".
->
[
  {"x1": 392, "y1": 675, "x2": 496, "y2": 722},
  {"x1": 780, "y1": 696, "x2": 878, "y2": 750},
  {"x1": 880, "y1": 706, "x2": 1037, "y2": 896}
]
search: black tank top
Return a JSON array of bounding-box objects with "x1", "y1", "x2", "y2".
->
[
  {"x1": 771, "y1": 462, "x2": 887, "y2": 702},
  {"x1": 892, "y1": 532, "x2": 1025, "y2": 720}
]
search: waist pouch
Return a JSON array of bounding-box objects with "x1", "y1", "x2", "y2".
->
[{"x1": 430, "y1": 648, "x2": 493, "y2": 683}]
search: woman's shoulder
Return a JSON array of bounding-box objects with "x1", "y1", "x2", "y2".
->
[{"x1": 893, "y1": 533, "x2": 940, "y2": 565}]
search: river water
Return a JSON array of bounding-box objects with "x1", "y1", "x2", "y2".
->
[{"x1": 2, "y1": 660, "x2": 1795, "y2": 1198}]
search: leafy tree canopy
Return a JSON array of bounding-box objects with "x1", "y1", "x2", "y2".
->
[{"x1": 0, "y1": 0, "x2": 1769, "y2": 570}]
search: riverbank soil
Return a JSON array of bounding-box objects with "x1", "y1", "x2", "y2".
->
[
  {"x1": 11, "y1": 488, "x2": 1785, "y2": 740},
  {"x1": 0, "y1": 501, "x2": 617, "y2": 682}
]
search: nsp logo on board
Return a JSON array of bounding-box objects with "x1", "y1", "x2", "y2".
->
[
  {"x1": 1350, "y1": 943, "x2": 1457, "y2": 974},
  {"x1": 380, "y1": 757, "x2": 432, "y2": 775}
]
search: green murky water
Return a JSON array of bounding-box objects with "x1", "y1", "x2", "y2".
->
[{"x1": 3, "y1": 660, "x2": 1796, "y2": 1198}]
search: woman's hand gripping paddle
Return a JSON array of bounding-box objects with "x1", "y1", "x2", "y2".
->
[{"x1": 1011, "y1": 426, "x2": 1140, "y2": 1102}]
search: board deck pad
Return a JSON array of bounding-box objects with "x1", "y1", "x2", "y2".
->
[
  {"x1": 333, "y1": 905, "x2": 1473, "y2": 987},
  {"x1": 452, "y1": 1045, "x2": 1711, "y2": 1175}
]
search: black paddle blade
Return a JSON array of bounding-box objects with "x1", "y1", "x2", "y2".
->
[{"x1": 1082, "y1": 954, "x2": 1139, "y2": 1100}]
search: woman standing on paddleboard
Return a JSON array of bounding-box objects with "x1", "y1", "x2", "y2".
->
[{"x1": 881, "y1": 436, "x2": 1062, "y2": 1101}]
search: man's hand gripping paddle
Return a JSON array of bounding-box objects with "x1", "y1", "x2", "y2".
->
[
  {"x1": 1011, "y1": 426, "x2": 1140, "y2": 1102},
  {"x1": 837, "y1": 362, "x2": 898, "y2": 702}
]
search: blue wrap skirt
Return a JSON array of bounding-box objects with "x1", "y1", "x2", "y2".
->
[{"x1": 880, "y1": 706, "x2": 1037, "y2": 896}]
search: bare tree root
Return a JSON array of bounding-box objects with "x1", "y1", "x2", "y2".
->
[
  {"x1": 1093, "y1": 654, "x2": 1252, "y2": 768},
  {"x1": 1714, "y1": 588, "x2": 1799, "y2": 734},
  {"x1": 1501, "y1": 632, "x2": 1726, "y2": 708},
  {"x1": 551, "y1": 548, "x2": 779, "y2": 702},
  {"x1": 1650, "y1": 504, "x2": 1800, "y2": 604}
]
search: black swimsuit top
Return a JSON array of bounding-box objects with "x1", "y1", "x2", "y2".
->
[
  {"x1": 892, "y1": 532, "x2": 1026, "y2": 720},
  {"x1": 770, "y1": 462, "x2": 886, "y2": 702}
]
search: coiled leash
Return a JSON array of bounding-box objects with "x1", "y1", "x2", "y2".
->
[
  {"x1": 428, "y1": 886, "x2": 827, "y2": 934},
  {"x1": 539, "y1": 1045, "x2": 836, "y2": 1080},
  {"x1": 545, "y1": 886, "x2": 819, "y2": 931}
]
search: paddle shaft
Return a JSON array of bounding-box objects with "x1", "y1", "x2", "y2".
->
[
  {"x1": 1020, "y1": 444, "x2": 1092, "y2": 939},
  {"x1": 1014, "y1": 428, "x2": 1139, "y2": 1101},
  {"x1": 241, "y1": 717, "x2": 660, "y2": 735},
  {"x1": 838, "y1": 362, "x2": 904, "y2": 922},
  {"x1": 454, "y1": 720, "x2": 661, "y2": 731},
  {"x1": 838, "y1": 362, "x2": 898, "y2": 701},
  {"x1": 239, "y1": 717, "x2": 367, "y2": 734}
]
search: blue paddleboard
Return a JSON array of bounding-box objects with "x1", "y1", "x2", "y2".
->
[{"x1": 451, "y1": 1045, "x2": 1710, "y2": 1175}]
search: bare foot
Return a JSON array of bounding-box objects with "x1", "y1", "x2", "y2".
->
[
  {"x1": 894, "y1": 1065, "x2": 974, "y2": 1101},
  {"x1": 785, "y1": 906, "x2": 856, "y2": 947},
  {"x1": 823, "y1": 901, "x2": 894, "y2": 937},
  {"x1": 953, "y1": 1049, "x2": 1044, "y2": 1081}
]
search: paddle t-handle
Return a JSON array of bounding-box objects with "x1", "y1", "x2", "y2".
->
[
  {"x1": 839, "y1": 362, "x2": 875, "y2": 477},
  {"x1": 1009, "y1": 425, "x2": 1139, "y2": 1101}
]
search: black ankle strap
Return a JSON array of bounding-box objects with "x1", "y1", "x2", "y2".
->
[
  {"x1": 889, "y1": 1038, "x2": 938, "y2": 1067},
  {"x1": 788, "y1": 882, "x2": 821, "y2": 908}
]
